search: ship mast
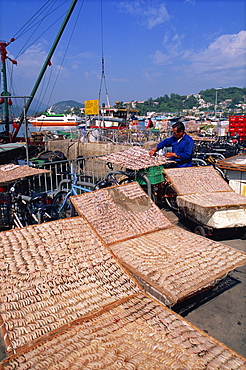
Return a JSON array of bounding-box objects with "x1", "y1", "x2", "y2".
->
[
  {"x1": 0, "y1": 38, "x2": 17, "y2": 140},
  {"x1": 98, "y1": 0, "x2": 110, "y2": 109},
  {"x1": 10, "y1": 0, "x2": 78, "y2": 141}
]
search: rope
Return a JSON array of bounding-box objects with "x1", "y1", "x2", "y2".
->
[
  {"x1": 46, "y1": 0, "x2": 85, "y2": 108},
  {"x1": 13, "y1": 1, "x2": 68, "y2": 59},
  {"x1": 98, "y1": 0, "x2": 110, "y2": 107}
]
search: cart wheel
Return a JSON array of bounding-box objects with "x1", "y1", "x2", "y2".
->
[
  {"x1": 241, "y1": 231, "x2": 246, "y2": 240},
  {"x1": 164, "y1": 184, "x2": 178, "y2": 211},
  {"x1": 194, "y1": 226, "x2": 206, "y2": 237}
]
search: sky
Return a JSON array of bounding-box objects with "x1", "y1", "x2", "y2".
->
[{"x1": 0, "y1": 0, "x2": 246, "y2": 110}]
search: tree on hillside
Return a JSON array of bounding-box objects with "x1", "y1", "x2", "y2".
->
[
  {"x1": 199, "y1": 87, "x2": 246, "y2": 104},
  {"x1": 64, "y1": 107, "x2": 83, "y2": 116},
  {"x1": 183, "y1": 96, "x2": 199, "y2": 109},
  {"x1": 147, "y1": 98, "x2": 154, "y2": 106}
]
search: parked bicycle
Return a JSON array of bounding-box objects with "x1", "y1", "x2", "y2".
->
[
  {"x1": 52, "y1": 172, "x2": 96, "y2": 219},
  {"x1": 0, "y1": 180, "x2": 56, "y2": 230},
  {"x1": 97, "y1": 162, "x2": 177, "y2": 211}
]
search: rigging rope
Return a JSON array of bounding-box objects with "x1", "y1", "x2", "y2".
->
[
  {"x1": 98, "y1": 0, "x2": 110, "y2": 107},
  {"x1": 13, "y1": 0, "x2": 68, "y2": 59},
  {"x1": 6, "y1": 0, "x2": 83, "y2": 118},
  {"x1": 45, "y1": 0, "x2": 85, "y2": 109},
  {"x1": 13, "y1": 0, "x2": 53, "y2": 39}
]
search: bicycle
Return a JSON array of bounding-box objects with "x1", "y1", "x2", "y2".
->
[
  {"x1": 99, "y1": 163, "x2": 176, "y2": 210},
  {"x1": 0, "y1": 181, "x2": 56, "y2": 230},
  {"x1": 52, "y1": 172, "x2": 96, "y2": 219}
]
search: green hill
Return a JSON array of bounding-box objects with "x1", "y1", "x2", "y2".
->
[
  {"x1": 51, "y1": 100, "x2": 84, "y2": 113},
  {"x1": 136, "y1": 87, "x2": 246, "y2": 115},
  {"x1": 199, "y1": 87, "x2": 246, "y2": 105}
]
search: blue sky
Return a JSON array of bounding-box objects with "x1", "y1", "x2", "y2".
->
[{"x1": 0, "y1": 0, "x2": 245, "y2": 110}]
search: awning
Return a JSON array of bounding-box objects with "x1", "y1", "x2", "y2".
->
[{"x1": 0, "y1": 142, "x2": 26, "y2": 153}]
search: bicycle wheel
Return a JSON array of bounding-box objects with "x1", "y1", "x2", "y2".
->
[
  {"x1": 53, "y1": 191, "x2": 75, "y2": 219},
  {"x1": 214, "y1": 165, "x2": 227, "y2": 180},
  {"x1": 18, "y1": 202, "x2": 34, "y2": 226},
  {"x1": 194, "y1": 225, "x2": 206, "y2": 237},
  {"x1": 164, "y1": 183, "x2": 178, "y2": 211}
]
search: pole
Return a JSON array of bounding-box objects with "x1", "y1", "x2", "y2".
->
[
  {"x1": 12, "y1": 0, "x2": 78, "y2": 140},
  {"x1": 214, "y1": 87, "x2": 222, "y2": 119},
  {"x1": 0, "y1": 39, "x2": 16, "y2": 138},
  {"x1": 0, "y1": 53, "x2": 9, "y2": 136},
  {"x1": 215, "y1": 90, "x2": 218, "y2": 118},
  {"x1": 23, "y1": 97, "x2": 30, "y2": 165},
  {"x1": 1, "y1": 96, "x2": 32, "y2": 144}
]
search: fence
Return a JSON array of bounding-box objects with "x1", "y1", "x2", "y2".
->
[
  {"x1": 78, "y1": 127, "x2": 166, "y2": 145},
  {"x1": 32, "y1": 155, "x2": 122, "y2": 194}
]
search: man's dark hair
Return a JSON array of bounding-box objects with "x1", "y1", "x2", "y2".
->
[{"x1": 172, "y1": 121, "x2": 185, "y2": 132}]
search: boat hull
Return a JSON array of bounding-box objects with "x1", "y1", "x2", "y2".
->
[
  {"x1": 29, "y1": 120, "x2": 82, "y2": 127},
  {"x1": 29, "y1": 121, "x2": 80, "y2": 127}
]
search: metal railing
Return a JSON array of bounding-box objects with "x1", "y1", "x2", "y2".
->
[
  {"x1": 80, "y1": 128, "x2": 167, "y2": 145},
  {"x1": 31, "y1": 155, "x2": 123, "y2": 194}
]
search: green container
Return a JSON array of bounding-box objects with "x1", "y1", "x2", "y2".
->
[
  {"x1": 137, "y1": 165, "x2": 165, "y2": 185},
  {"x1": 57, "y1": 131, "x2": 78, "y2": 139}
]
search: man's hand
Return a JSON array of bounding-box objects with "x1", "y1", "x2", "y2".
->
[
  {"x1": 165, "y1": 152, "x2": 177, "y2": 158},
  {"x1": 149, "y1": 148, "x2": 157, "y2": 157}
]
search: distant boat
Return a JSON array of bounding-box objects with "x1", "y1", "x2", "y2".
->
[
  {"x1": 28, "y1": 111, "x2": 83, "y2": 127},
  {"x1": 88, "y1": 105, "x2": 139, "y2": 129}
]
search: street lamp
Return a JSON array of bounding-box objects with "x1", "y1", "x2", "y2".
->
[{"x1": 214, "y1": 87, "x2": 222, "y2": 119}]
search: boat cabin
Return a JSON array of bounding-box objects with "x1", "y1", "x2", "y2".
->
[{"x1": 89, "y1": 106, "x2": 139, "y2": 129}]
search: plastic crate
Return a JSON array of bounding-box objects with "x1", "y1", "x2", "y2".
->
[{"x1": 137, "y1": 165, "x2": 165, "y2": 185}]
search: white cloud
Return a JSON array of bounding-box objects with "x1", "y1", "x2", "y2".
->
[
  {"x1": 72, "y1": 64, "x2": 79, "y2": 70},
  {"x1": 152, "y1": 30, "x2": 246, "y2": 85},
  {"x1": 152, "y1": 50, "x2": 174, "y2": 65},
  {"x1": 145, "y1": 4, "x2": 170, "y2": 29},
  {"x1": 152, "y1": 33, "x2": 183, "y2": 65},
  {"x1": 85, "y1": 70, "x2": 100, "y2": 80},
  {"x1": 183, "y1": 30, "x2": 246, "y2": 73},
  {"x1": 142, "y1": 68, "x2": 162, "y2": 81},
  {"x1": 14, "y1": 43, "x2": 47, "y2": 78},
  {"x1": 11, "y1": 41, "x2": 70, "y2": 79},
  {"x1": 78, "y1": 52, "x2": 98, "y2": 59},
  {"x1": 111, "y1": 77, "x2": 130, "y2": 83},
  {"x1": 117, "y1": 1, "x2": 170, "y2": 29},
  {"x1": 184, "y1": 0, "x2": 196, "y2": 4}
]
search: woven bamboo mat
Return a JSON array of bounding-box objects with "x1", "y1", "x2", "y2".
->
[
  {"x1": 1, "y1": 293, "x2": 245, "y2": 370},
  {"x1": 217, "y1": 154, "x2": 246, "y2": 172},
  {"x1": 71, "y1": 182, "x2": 246, "y2": 305},
  {"x1": 164, "y1": 166, "x2": 233, "y2": 195},
  {"x1": 0, "y1": 164, "x2": 50, "y2": 185},
  {"x1": 71, "y1": 182, "x2": 173, "y2": 245},
  {"x1": 111, "y1": 227, "x2": 246, "y2": 306},
  {"x1": 0, "y1": 218, "x2": 140, "y2": 353},
  {"x1": 100, "y1": 146, "x2": 173, "y2": 170},
  {"x1": 178, "y1": 192, "x2": 246, "y2": 208}
]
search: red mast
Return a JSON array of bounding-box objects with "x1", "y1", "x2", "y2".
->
[{"x1": 0, "y1": 38, "x2": 17, "y2": 142}]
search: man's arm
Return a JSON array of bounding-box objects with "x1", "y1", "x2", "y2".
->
[
  {"x1": 149, "y1": 137, "x2": 173, "y2": 157},
  {"x1": 176, "y1": 137, "x2": 194, "y2": 161}
]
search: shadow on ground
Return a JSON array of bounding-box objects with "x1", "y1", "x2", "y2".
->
[{"x1": 172, "y1": 275, "x2": 240, "y2": 316}]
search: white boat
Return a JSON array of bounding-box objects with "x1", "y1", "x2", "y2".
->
[
  {"x1": 28, "y1": 111, "x2": 83, "y2": 127},
  {"x1": 89, "y1": 105, "x2": 139, "y2": 129}
]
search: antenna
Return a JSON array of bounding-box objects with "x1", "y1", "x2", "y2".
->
[{"x1": 98, "y1": 0, "x2": 110, "y2": 107}]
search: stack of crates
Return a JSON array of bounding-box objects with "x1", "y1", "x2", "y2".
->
[{"x1": 228, "y1": 115, "x2": 246, "y2": 141}]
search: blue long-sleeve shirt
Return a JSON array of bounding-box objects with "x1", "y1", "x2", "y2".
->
[{"x1": 156, "y1": 133, "x2": 194, "y2": 167}]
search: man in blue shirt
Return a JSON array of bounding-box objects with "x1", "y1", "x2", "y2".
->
[{"x1": 149, "y1": 121, "x2": 194, "y2": 167}]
